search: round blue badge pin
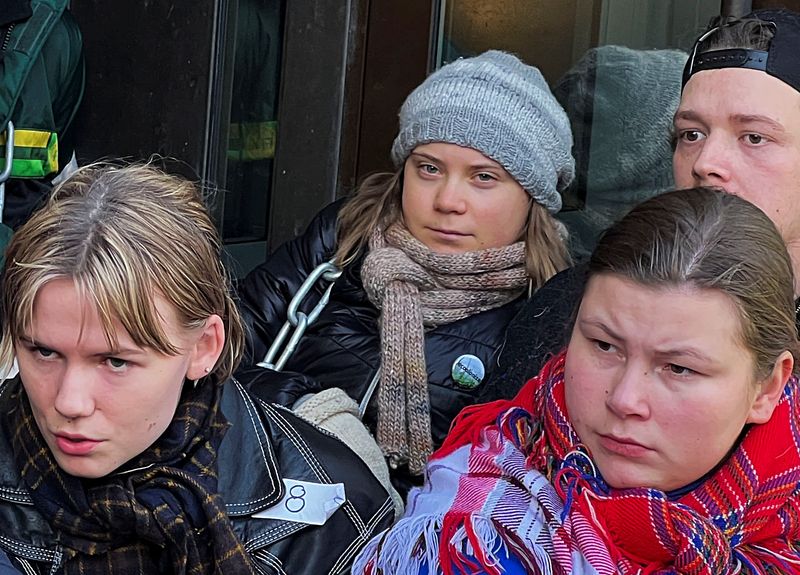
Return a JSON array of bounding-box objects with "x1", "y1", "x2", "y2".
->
[{"x1": 451, "y1": 354, "x2": 485, "y2": 389}]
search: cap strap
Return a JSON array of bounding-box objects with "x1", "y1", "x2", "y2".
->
[{"x1": 690, "y1": 48, "x2": 768, "y2": 75}]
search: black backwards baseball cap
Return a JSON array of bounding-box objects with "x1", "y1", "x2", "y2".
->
[{"x1": 682, "y1": 9, "x2": 800, "y2": 94}]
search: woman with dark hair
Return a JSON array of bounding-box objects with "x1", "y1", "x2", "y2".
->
[{"x1": 356, "y1": 187, "x2": 800, "y2": 574}]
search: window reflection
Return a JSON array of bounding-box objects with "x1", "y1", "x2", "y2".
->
[{"x1": 224, "y1": 0, "x2": 284, "y2": 243}]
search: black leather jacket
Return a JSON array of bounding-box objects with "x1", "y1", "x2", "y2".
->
[
  {"x1": 236, "y1": 200, "x2": 524, "y2": 492},
  {"x1": 0, "y1": 379, "x2": 394, "y2": 574}
]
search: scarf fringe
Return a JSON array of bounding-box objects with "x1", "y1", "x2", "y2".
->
[
  {"x1": 353, "y1": 512, "x2": 565, "y2": 575},
  {"x1": 737, "y1": 544, "x2": 800, "y2": 575}
]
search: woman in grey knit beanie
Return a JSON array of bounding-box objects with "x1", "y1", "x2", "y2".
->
[
  {"x1": 339, "y1": 50, "x2": 575, "y2": 272},
  {"x1": 238, "y1": 50, "x2": 576, "y2": 494}
]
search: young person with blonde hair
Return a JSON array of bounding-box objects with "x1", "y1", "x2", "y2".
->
[
  {"x1": 0, "y1": 164, "x2": 393, "y2": 574},
  {"x1": 238, "y1": 50, "x2": 575, "y2": 493}
]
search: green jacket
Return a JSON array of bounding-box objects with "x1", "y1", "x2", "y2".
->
[{"x1": 0, "y1": 0, "x2": 84, "y2": 229}]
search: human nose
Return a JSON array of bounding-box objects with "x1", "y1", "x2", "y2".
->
[
  {"x1": 605, "y1": 363, "x2": 651, "y2": 419},
  {"x1": 689, "y1": 134, "x2": 732, "y2": 186},
  {"x1": 432, "y1": 177, "x2": 467, "y2": 214},
  {"x1": 53, "y1": 365, "x2": 96, "y2": 420}
]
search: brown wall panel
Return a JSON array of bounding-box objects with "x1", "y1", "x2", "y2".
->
[
  {"x1": 354, "y1": 0, "x2": 434, "y2": 180},
  {"x1": 70, "y1": 1, "x2": 215, "y2": 179}
]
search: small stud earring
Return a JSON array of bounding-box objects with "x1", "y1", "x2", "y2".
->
[{"x1": 204, "y1": 367, "x2": 211, "y2": 373}]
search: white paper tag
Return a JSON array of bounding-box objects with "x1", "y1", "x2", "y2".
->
[{"x1": 252, "y1": 478, "x2": 346, "y2": 526}]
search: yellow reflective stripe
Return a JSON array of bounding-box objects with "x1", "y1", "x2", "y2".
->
[
  {"x1": 47, "y1": 131, "x2": 58, "y2": 172},
  {"x1": 0, "y1": 129, "x2": 52, "y2": 148},
  {"x1": 0, "y1": 131, "x2": 59, "y2": 177}
]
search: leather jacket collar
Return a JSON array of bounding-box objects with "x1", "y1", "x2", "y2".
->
[{"x1": 217, "y1": 379, "x2": 285, "y2": 516}]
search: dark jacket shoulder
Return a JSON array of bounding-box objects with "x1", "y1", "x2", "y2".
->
[
  {"x1": 0, "y1": 381, "x2": 63, "y2": 573},
  {"x1": 479, "y1": 264, "x2": 588, "y2": 402},
  {"x1": 238, "y1": 199, "x2": 344, "y2": 366}
]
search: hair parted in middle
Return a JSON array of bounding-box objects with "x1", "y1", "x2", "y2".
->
[
  {"x1": 589, "y1": 187, "x2": 799, "y2": 379},
  {"x1": 334, "y1": 169, "x2": 571, "y2": 291},
  {"x1": 0, "y1": 162, "x2": 244, "y2": 383}
]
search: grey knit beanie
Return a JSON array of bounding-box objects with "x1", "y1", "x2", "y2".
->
[{"x1": 391, "y1": 50, "x2": 575, "y2": 213}]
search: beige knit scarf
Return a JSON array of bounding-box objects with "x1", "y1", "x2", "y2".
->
[{"x1": 360, "y1": 221, "x2": 527, "y2": 474}]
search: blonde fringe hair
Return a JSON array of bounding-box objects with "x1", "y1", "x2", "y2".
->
[
  {"x1": 335, "y1": 169, "x2": 570, "y2": 290},
  {"x1": 0, "y1": 163, "x2": 244, "y2": 383}
]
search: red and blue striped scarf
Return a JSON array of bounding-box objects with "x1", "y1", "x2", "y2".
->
[
  {"x1": 356, "y1": 350, "x2": 800, "y2": 574},
  {"x1": 432, "y1": 350, "x2": 800, "y2": 574}
]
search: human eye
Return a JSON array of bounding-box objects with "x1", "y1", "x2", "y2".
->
[
  {"x1": 678, "y1": 129, "x2": 706, "y2": 144},
  {"x1": 418, "y1": 163, "x2": 439, "y2": 176},
  {"x1": 664, "y1": 363, "x2": 697, "y2": 377},
  {"x1": 34, "y1": 346, "x2": 58, "y2": 360},
  {"x1": 475, "y1": 172, "x2": 497, "y2": 183},
  {"x1": 104, "y1": 356, "x2": 129, "y2": 373},
  {"x1": 18, "y1": 340, "x2": 58, "y2": 361},
  {"x1": 592, "y1": 339, "x2": 616, "y2": 353},
  {"x1": 742, "y1": 133, "x2": 767, "y2": 146}
]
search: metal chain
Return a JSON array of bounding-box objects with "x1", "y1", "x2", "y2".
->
[
  {"x1": 0, "y1": 121, "x2": 15, "y2": 219},
  {"x1": 258, "y1": 259, "x2": 342, "y2": 371}
]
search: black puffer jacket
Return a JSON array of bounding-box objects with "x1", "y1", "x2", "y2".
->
[
  {"x1": 237, "y1": 200, "x2": 524, "y2": 491},
  {"x1": 478, "y1": 264, "x2": 587, "y2": 403},
  {"x1": 0, "y1": 378, "x2": 394, "y2": 574}
]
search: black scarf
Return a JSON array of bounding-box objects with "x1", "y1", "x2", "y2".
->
[{"x1": 9, "y1": 377, "x2": 256, "y2": 575}]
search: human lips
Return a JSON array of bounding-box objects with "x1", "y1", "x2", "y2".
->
[
  {"x1": 597, "y1": 433, "x2": 653, "y2": 458},
  {"x1": 428, "y1": 227, "x2": 469, "y2": 238},
  {"x1": 53, "y1": 431, "x2": 104, "y2": 456}
]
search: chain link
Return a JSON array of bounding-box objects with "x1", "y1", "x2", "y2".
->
[{"x1": 258, "y1": 259, "x2": 342, "y2": 371}]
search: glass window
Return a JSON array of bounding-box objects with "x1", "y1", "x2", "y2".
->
[
  {"x1": 433, "y1": 0, "x2": 720, "y2": 260},
  {"x1": 223, "y1": 0, "x2": 285, "y2": 245}
]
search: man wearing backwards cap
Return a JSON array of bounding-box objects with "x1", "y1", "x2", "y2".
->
[
  {"x1": 480, "y1": 8, "x2": 800, "y2": 400},
  {"x1": 674, "y1": 8, "x2": 800, "y2": 294}
]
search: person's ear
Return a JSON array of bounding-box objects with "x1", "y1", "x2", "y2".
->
[
  {"x1": 185, "y1": 315, "x2": 225, "y2": 381},
  {"x1": 747, "y1": 350, "x2": 794, "y2": 424}
]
